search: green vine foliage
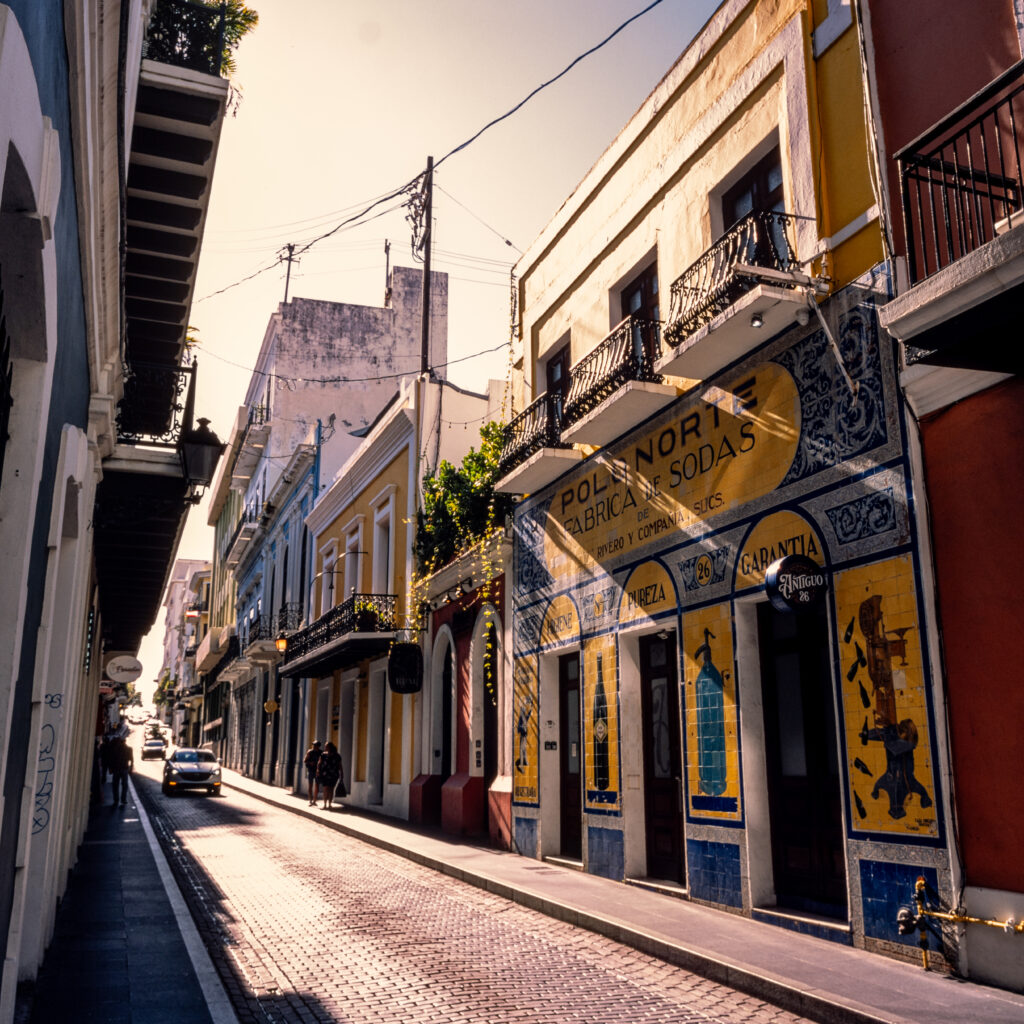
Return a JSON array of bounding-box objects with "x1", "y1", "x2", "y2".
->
[{"x1": 415, "y1": 422, "x2": 512, "y2": 576}]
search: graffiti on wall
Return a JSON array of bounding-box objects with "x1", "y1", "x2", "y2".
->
[
  {"x1": 33, "y1": 722, "x2": 58, "y2": 835},
  {"x1": 835, "y1": 557, "x2": 937, "y2": 837}
]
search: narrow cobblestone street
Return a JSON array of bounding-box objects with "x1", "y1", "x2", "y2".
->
[{"x1": 132, "y1": 761, "x2": 810, "y2": 1024}]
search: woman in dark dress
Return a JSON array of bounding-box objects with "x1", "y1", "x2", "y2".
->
[{"x1": 316, "y1": 741, "x2": 343, "y2": 809}]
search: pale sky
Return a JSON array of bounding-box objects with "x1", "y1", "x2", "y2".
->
[{"x1": 138, "y1": 0, "x2": 721, "y2": 695}]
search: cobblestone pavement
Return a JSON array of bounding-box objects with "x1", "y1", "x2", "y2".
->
[{"x1": 133, "y1": 768, "x2": 813, "y2": 1024}]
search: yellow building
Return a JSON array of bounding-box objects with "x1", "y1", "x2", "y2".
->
[
  {"x1": 498, "y1": 0, "x2": 955, "y2": 965},
  {"x1": 282, "y1": 376, "x2": 491, "y2": 819}
]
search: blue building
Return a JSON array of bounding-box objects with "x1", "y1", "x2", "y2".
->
[{"x1": 0, "y1": 2, "x2": 230, "y2": 1016}]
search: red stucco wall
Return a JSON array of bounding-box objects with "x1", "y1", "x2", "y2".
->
[{"x1": 921, "y1": 377, "x2": 1024, "y2": 892}]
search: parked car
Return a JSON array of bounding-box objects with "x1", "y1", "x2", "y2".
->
[
  {"x1": 140, "y1": 739, "x2": 166, "y2": 760},
  {"x1": 162, "y1": 748, "x2": 222, "y2": 797}
]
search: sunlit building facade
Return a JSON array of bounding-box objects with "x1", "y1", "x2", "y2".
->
[{"x1": 498, "y1": 0, "x2": 962, "y2": 969}]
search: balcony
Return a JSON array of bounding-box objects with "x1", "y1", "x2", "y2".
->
[
  {"x1": 93, "y1": 0, "x2": 229, "y2": 654},
  {"x1": 881, "y1": 59, "x2": 1024, "y2": 375},
  {"x1": 277, "y1": 602, "x2": 302, "y2": 634},
  {"x1": 142, "y1": 0, "x2": 227, "y2": 76},
  {"x1": 561, "y1": 315, "x2": 678, "y2": 447},
  {"x1": 224, "y1": 501, "x2": 259, "y2": 569},
  {"x1": 231, "y1": 405, "x2": 271, "y2": 486},
  {"x1": 494, "y1": 392, "x2": 583, "y2": 495},
  {"x1": 195, "y1": 625, "x2": 222, "y2": 671},
  {"x1": 241, "y1": 614, "x2": 283, "y2": 665},
  {"x1": 278, "y1": 593, "x2": 397, "y2": 679},
  {"x1": 658, "y1": 210, "x2": 810, "y2": 381}
]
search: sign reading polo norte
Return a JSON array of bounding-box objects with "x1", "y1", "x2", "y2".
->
[{"x1": 545, "y1": 365, "x2": 800, "y2": 575}]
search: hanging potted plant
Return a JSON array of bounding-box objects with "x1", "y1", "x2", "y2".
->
[{"x1": 353, "y1": 598, "x2": 379, "y2": 632}]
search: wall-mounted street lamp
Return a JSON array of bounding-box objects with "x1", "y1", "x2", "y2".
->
[
  {"x1": 178, "y1": 361, "x2": 226, "y2": 505},
  {"x1": 180, "y1": 418, "x2": 225, "y2": 504},
  {"x1": 275, "y1": 632, "x2": 288, "y2": 654}
]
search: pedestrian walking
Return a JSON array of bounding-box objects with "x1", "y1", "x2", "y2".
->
[
  {"x1": 107, "y1": 733, "x2": 133, "y2": 806},
  {"x1": 315, "y1": 741, "x2": 343, "y2": 810},
  {"x1": 303, "y1": 740, "x2": 322, "y2": 805}
]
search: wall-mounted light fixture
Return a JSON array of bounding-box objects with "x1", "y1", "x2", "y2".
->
[
  {"x1": 750, "y1": 311, "x2": 764, "y2": 329},
  {"x1": 275, "y1": 632, "x2": 288, "y2": 654}
]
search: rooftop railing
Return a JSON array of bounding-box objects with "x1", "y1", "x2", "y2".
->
[
  {"x1": 897, "y1": 58, "x2": 1024, "y2": 283},
  {"x1": 665, "y1": 209, "x2": 799, "y2": 345},
  {"x1": 497, "y1": 392, "x2": 566, "y2": 480},
  {"x1": 143, "y1": 0, "x2": 227, "y2": 77},
  {"x1": 562, "y1": 315, "x2": 662, "y2": 430}
]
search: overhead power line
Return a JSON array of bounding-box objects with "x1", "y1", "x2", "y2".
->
[
  {"x1": 194, "y1": 0, "x2": 666, "y2": 304},
  {"x1": 198, "y1": 339, "x2": 510, "y2": 384},
  {"x1": 433, "y1": 0, "x2": 667, "y2": 170}
]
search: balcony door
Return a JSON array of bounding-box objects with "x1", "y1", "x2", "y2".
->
[
  {"x1": 546, "y1": 342, "x2": 570, "y2": 423},
  {"x1": 621, "y1": 263, "x2": 659, "y2": 368},
  {"x1": 722, "y1": 146, "x2": 786, "y2": 262}
]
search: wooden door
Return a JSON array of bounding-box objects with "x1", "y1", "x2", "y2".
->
[
  {"x1": 758, "y1": 602, "x2": 847, "y2": 917},
  {"x1": 639, "y1": 634, "x2": 684, "y2": 882},
  {"x1": 558, "y1": 653, "x2": 582, "y2": 860}
]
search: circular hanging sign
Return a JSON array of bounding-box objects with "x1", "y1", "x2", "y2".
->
[
  {"x1": 765, "y1": 554, "x2": 828, "y2": 612},
  {"x1": 263, "y1": 699, "x2": 279, "y2": 714},
  {"x1": 106, "y1": 655, "x2": 143, "y2": 683}
]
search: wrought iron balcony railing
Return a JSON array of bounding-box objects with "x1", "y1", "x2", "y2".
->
[
  {"x1": 222, "y1": 501, "x2": 259, "y2": 557},
  {"x1": 239, "y1": 615, "x2": 272, "y2": 650},
  {"x1": 497, "y1": 391, "x2": 566, "y2": 480},
  {"x1": 897, "y1": 58, "x2": 1024, "y2": 284},
  {"x1": 665, "y1": 210, "x2": 799, "y2": 346},
  {"x1": 276, "y1": 602, "x2": 302, "y2": 633},
  {"x1": 116, "y1": 361, "x2": 195, "y2": 446},
  {"x1": 143, "y1": 0, "x2": 227, "y2": 77},
  {"x1": 561, "y1": 316, "x2": 663, "y2": 430},
  {"x1": 283, "y1": 593, "x2": 396, "y2": 664}
]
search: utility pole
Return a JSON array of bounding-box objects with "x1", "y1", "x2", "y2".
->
[
  {"x1": 282, "y1": 243, "x2": 298, "y2": 304},
  {"x1": 419, "y1": 156, "x2": 433, "y2": 376}
]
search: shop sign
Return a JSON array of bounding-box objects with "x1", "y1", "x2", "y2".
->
[
  {"x1": 543, "y1": 363, "x2": 800, "y2": 577},
  {"x1": 765, "y1": 554, "x2": 828, "y2": 612},
  {"x1": 388, "y1": 642, "x2": 423, "y2": 693},
  {"x1": 106, "y1": 655, "x2": 143, "y2": 683}
]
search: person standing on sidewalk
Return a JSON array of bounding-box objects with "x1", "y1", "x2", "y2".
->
[
  {"x1": 108, "y1": 733, "x2": 134, "y2": 806},
  {"x1": 316, "y1": 741, "x2": 343, "y2": 810},
  {"x1": 303, "y1": 740, "x2": 322, "y2": 806}
]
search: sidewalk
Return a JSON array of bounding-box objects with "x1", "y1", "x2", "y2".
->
[
  {"x1": 17, "y1": 778, "x2": 235, "y2": 1024},
  {"x1": 224, "y1": 768, "x2": 1024, "y2": 1024}
]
